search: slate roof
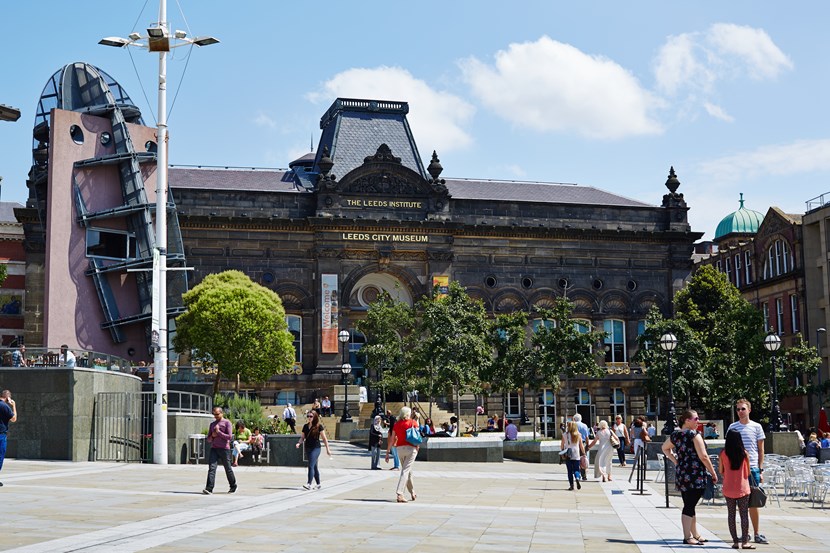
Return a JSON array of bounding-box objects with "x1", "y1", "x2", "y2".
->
[
  {"x1": 169, "y1": 167, "x2": 298, "y2": 192},
  {"x1": 0, "y1": 202, "x2": 24, "y2": 222},
  {"x1": 446, "y1": 178, "x2": 655, "y2": 208},
  {"x1": 316, "y1": 99, "x2": 427, "y2": 180}
]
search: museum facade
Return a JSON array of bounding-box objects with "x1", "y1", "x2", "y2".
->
[{"x1": 16, "y1": 64, "x2": 703, "y2": 430}]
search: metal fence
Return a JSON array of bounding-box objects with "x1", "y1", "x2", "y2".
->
[{"x1": 95, "y1": 390, "x2": 212, "y2": 463}]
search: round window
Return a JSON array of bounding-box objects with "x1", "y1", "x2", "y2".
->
[
  {"x1": 521, "y1": 276, "x2": 533, "y2": 289},
  {"x1": 70, "y1": 125, "x2": 84, "y2": 144},
  {"x1": 558, "y1": 278, "x2": 569, "y2": 289},
  {"x1": 592, "y1": 278, "x2": 604, "y2": 290},
  {"x1": 145, "y1": 140, "x2": 158, "y2": 153},
  {"x1": 100, "y1": 132, "x2": 112, "y2": 146},
  {"x1": 485, "y1": 275, "x2": 498, "y2": 288}
]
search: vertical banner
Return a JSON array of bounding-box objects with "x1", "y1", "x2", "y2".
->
[
  {"x1": 432, "y1": 275, "x2": 449, "y2": 298},
  {"x1": 321, "y1": 274, "x2": 339, "y2": 353}
]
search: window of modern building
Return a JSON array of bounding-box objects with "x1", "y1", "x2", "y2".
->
[
  {"x1": 790, "y1": 295, "x2": 800, "y2": 333},
  {"x1": 776, "y1": 298, "x2": 784, "y2": 335},
  {"x1": 734, "y1": 254, "x2": 742, "y2": 288},
  {"x1": 763, "y1": 302, "x2": 770, "y2": 332},
  {"x1": 744, "y1": 250, "x2": 752, "y2": 284},
  {"x1": 603, "y1": 319, "x2": 626, "y2": 362},
  {"x1": 610, "y1": 388, "x2": 625, "y2": 419},
  {"x1": 85, "y1": 228, "x2": 136, "y2": 260},
  {"x1": 286, "y1": 315, "x2": 302, "y2": 364}
]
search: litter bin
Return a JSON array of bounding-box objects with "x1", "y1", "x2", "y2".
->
[{"x1": 188, "y1": 434, "x2": 206, "y2": 464}]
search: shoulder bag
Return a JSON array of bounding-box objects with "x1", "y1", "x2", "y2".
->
[
  {"x1": 749, "y1": 471, "x2": 767, "y2": 508},
  {"x1": 405, "y1": 423, "x2": 423, "y2": 445},
  {"x1": 610, "y1": 431, "x2": 620, "y2": 448}
]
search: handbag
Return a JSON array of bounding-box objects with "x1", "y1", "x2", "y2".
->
[
  {"x1": 580, "y1": 454, "x2": 588, "y2": 471},
  {"x1": 610, "y1": 433, "x2": 620, "y2": 448},
  {"x1": 405, "y1": 424, "x2": 423, "y2": 445},
  {"x1": 559, "y1": 448, "x2": 572, "y2": 461},
  {"x1": 748, "y1": 471, "x2": 767, "y2": 508}
]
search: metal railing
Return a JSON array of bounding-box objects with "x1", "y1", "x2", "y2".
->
[
  {"x1": 1, "y1": 347, "x2": 131, "y2": 373},
  {"x1": 806, "y1": 192, "x2": 830, "y2": 212}
]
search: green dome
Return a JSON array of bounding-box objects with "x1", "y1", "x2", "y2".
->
[{"x1": 714, "y1": 194, "x2": 764, "y2": 240}]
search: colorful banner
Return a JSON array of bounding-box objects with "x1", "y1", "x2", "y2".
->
[
  {"x1": 432, "y1": 275, "x2": 449, "y2": 298},
  {"x1": 321, "y1": 274, "x2": 339, "y2": 353}
]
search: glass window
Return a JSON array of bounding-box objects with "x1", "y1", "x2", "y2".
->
[
  {"x1": 573, "y1": 319, "x2": 590, "y2": 334},
  {"x1": 85, "y1": 228, "x2": 136, "y2": 260},
  {"x1": 538, "y1": 388, "x2": 557, "y2": 437},
  {"x1": 776, "y1": 298, "x2": 784, "y2": 335},
  {"x1": 791, "y1": 295, "x2": 800, "y2": 333},
  {"x1": 637, "y1": 320, "x2": 650, "y2": 349},
  {"x1": 603, "y1": 319, "x2": 626, "y2": 362},
  {"x1": 532, "y1": 319, "x2": 555, "y2": 332},
  {"x1": 716, "y1": 260, "x2": 722, "y2": 272},
  {"x1": 575, "y1": 388, "x2": 591, "y2": 405},
  {"x1": 763, "y1": 303, "x2": 770, "y2": 332},
  {"x1": 645, "y1": 394, "x2": 660, "y2": 418},
  {"x1": 286, "y1": 315, "x2": 302, "y2": 364},
  {"x1": 505, "y1": 392, "x2": 521, "y2": 419},
  {"x1": 734, "y1": 254, "x2": 741, "y2": 288},
  {"x1": 610, "y1": 388, "x2": 625, "y2": 420},
  {"x1": 725, "y1": 257, "x2": 732, "y2": 283},
  {"x1": 744, "y1": 251, "x2": 752, "y2": 284}
]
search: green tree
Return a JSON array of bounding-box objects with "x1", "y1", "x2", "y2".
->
[
  {"x1": 355, "y1": 291, "x2": 415, "y2": 401},
  {"x1": 482, "y1": 311, "x2": 534, "y2": 418},
  {"x1": 174, "y1": 270, "x2": 295, "y2": 393},
  {"x1": 416, "y1": 281, "x2": 492, "y2": 422},
  {"x1": 779, "y1": 333, "x2": 821, "y2": 400}
]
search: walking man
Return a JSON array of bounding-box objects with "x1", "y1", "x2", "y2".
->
[
  {"x1": 727, "y1": 398, "x2": 768, "y2": 544},
  {"x1": 0, "y1": 389, "x2": 18, "y2": 486},
  {"x1": 203, "y1": 406, "x2": 237, "y2": 495},
  {"x1": 283, "y1": 403, "x2": 297, "y2": 433}
]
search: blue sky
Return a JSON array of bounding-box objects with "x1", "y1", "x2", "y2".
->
[{"x1": 1, "y1": 1, "x2": 828, "y2": 240}]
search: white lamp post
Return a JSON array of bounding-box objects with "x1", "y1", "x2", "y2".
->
[
  {"x1": 100, "y1": 0, "x2": 217, "y2": 464},
  {"x1": 659, "y1": 332, "x2": 678, "y2": 435},
  {"x1": 764, "y1": 332, "x2": 782, "y2": 432},
  {"x1": 339, "y1": 329, "x2": 352, "y2": 422}
]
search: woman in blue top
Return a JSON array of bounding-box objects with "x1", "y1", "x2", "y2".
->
[
  {"x1": 805, "y1": 433, "x2": 821, "y2": 458},
  {"x1": 662, "y1": 409, "x2": 718, "y2": 546}
]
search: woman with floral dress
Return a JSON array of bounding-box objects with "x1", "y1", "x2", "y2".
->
[{"x1": 662, "y1": 409, "x2": 718, "y2": 546}]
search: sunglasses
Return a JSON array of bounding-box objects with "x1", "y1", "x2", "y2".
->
[
  {"x1": 692, "y1": 417, "x2": 699, "y2": 421},
  {"x1": 737, "y1": 407, "x2": 748, "y2": 411}
]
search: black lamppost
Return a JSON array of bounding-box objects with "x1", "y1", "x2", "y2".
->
[
  {"x1": 659, "y1": 332, "x2": 678, "y2": 435},
  {"x1": 764, "y1": 332, "x2": 782, "y2": 432},
  {"x1": 817, "y1": 327, "x2": 827, "y2": 413},
  {"x1": 339, "y1": 329, "x2": 352, "y2": 422}
]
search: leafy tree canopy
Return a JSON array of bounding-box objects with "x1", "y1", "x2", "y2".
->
[{"x1": 174, "y1": 270, "x2": 295, "y2": 391}]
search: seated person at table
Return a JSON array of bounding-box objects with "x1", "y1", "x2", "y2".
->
[
  {"x1": 504, "y1": 419, "x2": 519, "y2": 441},
  {"x1": 433, "y1": 422, "x2": 452, "y2": 437},
  {"x1": 805, "y1": 433, "x2": 821, "y2": 458},
  {"x1": 232, "y1": 420, "x2": 252, "y2": 466}
]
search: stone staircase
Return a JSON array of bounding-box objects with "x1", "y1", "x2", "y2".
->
[{"x1": 357, "y1": 401, "x2": 474, "y2": 432}]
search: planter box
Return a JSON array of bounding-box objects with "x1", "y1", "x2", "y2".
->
[
  {"x1": 417, "y1": 435, "x2": 503, "y2": 463},
  {"x1": 264, "y1": 434, "x2": 305, "y2": 466}
]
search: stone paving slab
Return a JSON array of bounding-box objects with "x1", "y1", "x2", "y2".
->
[{"x1": 0, "y1": 442, "x2": 828, "y2": 552}]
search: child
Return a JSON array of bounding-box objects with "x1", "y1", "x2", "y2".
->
[
  {"x1": 250, "y1": 427, "x2": 264, "y2": 463},
  {"x1": 719, "y1": 430, "x2": 754, "y2": 550}
]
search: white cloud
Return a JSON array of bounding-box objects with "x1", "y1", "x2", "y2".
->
[
  {"x1": 703, "y1": 102, "x2": 734, "y2": 123},
  {"x1": 307, "y1": 66, "x2": 474, "y2": 153},
  {"x1": 253, "y1": 112, "x2": 278, "y2": 129},
  {"x1": 707, "y1": 23, "x2": 794, "y2": 80},
  {"x1": 698, "y1": 139, "x2": 830, "y2": 182},
  {"x1": 654, "y1": 23, "x2": 792, "y2": 121},
  {"x1": 459, "y1": 36, "x2": 663, "y2": 140},
  {"x1": 505, "y1": 164, "x2": 527, "y2": 178}
]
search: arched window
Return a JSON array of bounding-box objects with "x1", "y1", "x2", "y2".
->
[
  {"x1": 603, "y1": 319, "x2": 626, "y2": 362},
  {"x1": 532, "y1": 319, "x2": 555, "y2": 332},
  {"x1": 764, "y1": 239, "x2": 794, "y2": 279},
  {"x1": 286, "y1": 315, "x2": 302, "y2": 364}
]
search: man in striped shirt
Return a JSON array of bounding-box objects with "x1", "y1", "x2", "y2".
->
[{"x1": 727, "y1": 398, "x2": 768, "y2": 545}]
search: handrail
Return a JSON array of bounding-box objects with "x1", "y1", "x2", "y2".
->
[{"x1": 0, "y1": 346, "x2": 131, "y2": 373}]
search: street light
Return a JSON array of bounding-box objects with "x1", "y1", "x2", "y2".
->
[
  {"x1": 817, "y1": 328, "x2": 827, "y2": 413},
  {"x1": 339, "y1": 329, "x2": 352, "y2": 422},
  {"x1": 764, "y1": 332, "x2": 783, "y2": 432},
  {"x1": 100, "y1": 0, "x2": 217, "y2": 465},
  {"x1": 659, "y1": 333, "x2": 678, "y2": 435}
]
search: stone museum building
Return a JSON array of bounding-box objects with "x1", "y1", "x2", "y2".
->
[{"x1": 13, "y1": 62, "x2": 703, "y2": 431}]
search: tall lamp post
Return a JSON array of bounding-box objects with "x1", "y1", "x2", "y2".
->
[
  {"x1": 659, "y1": 333, "x2": 678, "y2": 435},
  {"x1": 764, "y1": 333, "x2": 783, "y2": 432},
  {"x1": 100, "y1": 0, "x2": 217, "y2": 464},
  {"x1": 817, "y1": 327, "x2": 827, "y2": 413},
  {"x1": 339, "y1": 329, "x2": 352, "y2": 422}
]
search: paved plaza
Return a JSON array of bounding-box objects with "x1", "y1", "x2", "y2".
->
[{"x1": 0, "y1": 441, "x2": 828, "y2": 553}]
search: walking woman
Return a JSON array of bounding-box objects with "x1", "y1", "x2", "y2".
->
[
  {"x1": 588, "y1": 419, "x2": 614, "y2": 482},
  {"x1": 662, "y1": 409, "x2": 718, "y2": 546},
  {"x1": 386, "y1": 406, "x2": 419, "y2": 502},
  {"x1": 296, "y1": 411, "x2": 332, "y2": 490},
  {"x1": 719, "y1": 430, "x2": 754, "y2": 549},
  {"x1": 369, "y1": 415, "x2": 384, "y2": 470},
  {"x1": 561, "y1": 421, "x2": 585, "y2": 490},
  {"x1": 612, "y1": 414, "x2": 630, "y2": 467}
]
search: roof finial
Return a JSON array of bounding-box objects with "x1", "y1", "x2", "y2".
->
[
  {"x1": 665, "y1": 166, "x2": 680, "y2": 194},
  {"x1": 739, "y1": 192, "x2": 744, "y2": 209}
]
